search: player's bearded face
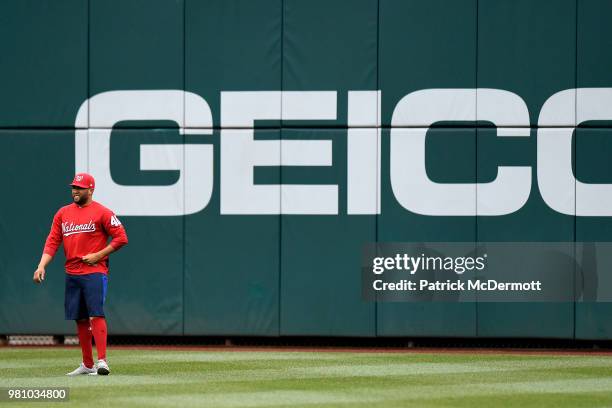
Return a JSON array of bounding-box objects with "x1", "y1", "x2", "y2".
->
[{"x1": 71, "y1": 187, "x2": 90, "y2": 204}]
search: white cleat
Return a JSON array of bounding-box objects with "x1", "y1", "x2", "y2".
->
[
  {"x1": 66, "y1": 363, "x2": 96, "y2": 376},
  {"x1": 96, "y1": 359, "x2": 110, "y2": 376}
]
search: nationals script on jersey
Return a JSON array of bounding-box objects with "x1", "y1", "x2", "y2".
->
[{"x1": 43, "y1": 201, "x2": 128, "y2": 275}]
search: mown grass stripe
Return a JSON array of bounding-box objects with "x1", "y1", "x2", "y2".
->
[{"x1": 1, "y1": 348, "x2": 611, "y2": 407}]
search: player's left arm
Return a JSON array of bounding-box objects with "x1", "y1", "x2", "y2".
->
[
  {"x1": 82, "y1": 211, "x2": 128, "y2": 266},
  {"x1": 82, "y1": 244, "x2": 115, "y2": 266}
]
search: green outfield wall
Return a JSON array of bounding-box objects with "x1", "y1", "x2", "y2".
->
[{"x1": 1, "y1": 0, "x2": 612, "y2": 339}]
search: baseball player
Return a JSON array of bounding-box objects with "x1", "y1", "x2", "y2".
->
[{"x1": 33, "y1": 173, "x2": 128, "y2": 376}]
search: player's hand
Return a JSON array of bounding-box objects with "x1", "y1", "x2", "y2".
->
[
  {"x1": 33, "y1": 267, "x2": 45, "y2": 284},
  {"x1": 82, "y1": 253, "x2": 101, "y2": 266}
]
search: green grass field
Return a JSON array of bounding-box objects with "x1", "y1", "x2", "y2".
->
[{"x1": 1, "y1": 347, "x2": 612, "y2": 407}]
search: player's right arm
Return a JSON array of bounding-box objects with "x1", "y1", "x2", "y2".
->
[
  {"x1": 33, "y1": 254, "x2": 53, "y2": 283},
  {"x1": 34, "y1": 209, "x2": 63, "y2": 284}
]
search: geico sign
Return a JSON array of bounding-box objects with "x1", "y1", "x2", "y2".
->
[{"x1": 74, "y1": 89, "x2": 612, "y2": 217}]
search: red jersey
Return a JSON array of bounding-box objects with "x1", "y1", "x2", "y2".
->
[{"x1": 43, "y1": 201, "x2": 128, "y2": 275}]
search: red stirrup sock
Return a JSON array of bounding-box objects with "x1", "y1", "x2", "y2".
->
[
  {"x1": 76, "y1": 320, "x2": 94, "y2": 369},
  {"x1": 90, "y1": 317, "x2": 108, "y2": 361}
]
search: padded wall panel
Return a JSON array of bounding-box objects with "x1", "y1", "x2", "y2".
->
[
  {"x1": 477, "y1": 0, "x2": 576, "y2": 126},
  {"x1": 0, "y1": 0, "x2": 87, "y2": 127},
  {"x1": 379, "y1": 0, "x2": 477, "y2": 127},
  {"x1": 377, "y1": 128, "x2": 477, "y2": 336},
  {"x1": 90, "y1": 0, "x2": 184, "y2": 128},
  {"x1": 280, "y1": 129, "x2": 376, "y2": 336},
  {"x1": 576, "y1": 128, "x2": 612, "y2": 339},
  {"x1": 185, "y1": 0, "x2": 281, "y2": 128},
  {"x1": 476, "y1": 128, "x2": 575, "y2": 338},
  {"x1": 282, "y1": 0, "x2": 377, "y2": 127},
  {"x1": 92, "y1": 128, "x2": 184, "y2": 334},
  {"x1": 577, "y1": 0, "x2": 612, "y2": 90},
  {"x1": 184, "y1": 130, "x2": 280, "y2": 335},
  {"x1": 0, "y1": 131, "x2": 76, "y2": 334}
]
